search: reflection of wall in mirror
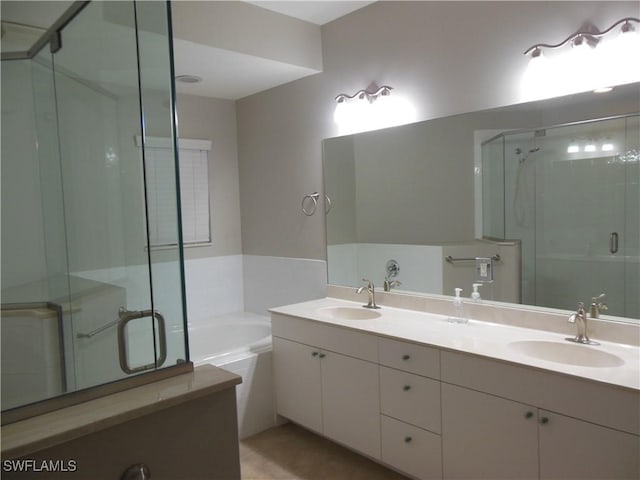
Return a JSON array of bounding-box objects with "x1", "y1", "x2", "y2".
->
[{"x1": 328, "y1": 240, "x2": 520, "y2": 303}]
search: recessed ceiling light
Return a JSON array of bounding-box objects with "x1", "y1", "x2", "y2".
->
[
  {"x1": 176, "y1": 75, "x2": 202, "y2": 84},
  {"x1": 593, "y1": 86, "x2": 613, "y2": 93}
]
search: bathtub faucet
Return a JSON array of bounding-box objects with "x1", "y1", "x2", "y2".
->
[
  {"x1": 356, "y1": 278, "x2": 380, "y2": 309},
  {"x1": 384, "y1": 276, "x2": 402, "y2": 292}
]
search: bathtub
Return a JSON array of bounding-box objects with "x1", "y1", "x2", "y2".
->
[{"x1": 188, "y1": 312, "x2": 275, "y2": 439}]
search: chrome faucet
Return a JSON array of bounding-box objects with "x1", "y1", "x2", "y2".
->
[
  {"x1": 589, "y1": 293, "x2": 608, "y2": 319},
  {"x1": 383, "y1": 276, "x2": 402, "y2": 292},
  {"x1": 566, "y1": 302, "x2": 599, "y2": 345},
  {"x1": 356, "y1": 278, "x2": 380, "y2": 309}
]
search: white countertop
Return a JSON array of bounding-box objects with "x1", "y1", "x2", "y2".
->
[{"x1": 271, "y1": 297, "x2": 640, "y2": 392}]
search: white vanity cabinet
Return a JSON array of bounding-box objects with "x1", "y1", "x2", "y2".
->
[
  {"x1": 272, "y1": 314, "x2": 381, "y2": 459},
  {"x1": 441, "y1": 351, "x2": 640, "y2": 480},
  {"x1": 271, "y1": 308, "x2": 639, "y2": 480}
]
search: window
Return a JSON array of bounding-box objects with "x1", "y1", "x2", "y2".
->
[{"x1": 136, "y1": 136, "x2": 211, "y2": 247}]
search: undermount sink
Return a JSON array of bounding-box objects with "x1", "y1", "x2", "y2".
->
[
  {"x1": 318, "y1": 306, "x2": 382, "y2": 320},
  {"x1": 508, "y1": 340, "x2": 624, "y2": 368}
]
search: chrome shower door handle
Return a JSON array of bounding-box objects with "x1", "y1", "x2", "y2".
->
[
  {"x1": 117, "y1": 309, "x2": 168, "y2": 375},
  {"x1": 610, "y1": 232, "x2": 619, "y2": 254}
]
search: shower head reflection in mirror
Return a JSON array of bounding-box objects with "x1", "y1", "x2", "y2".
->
[{"x1": 513, "y1": 145, "x2": 541, "y2": 227}]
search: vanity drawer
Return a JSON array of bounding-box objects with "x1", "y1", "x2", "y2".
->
[
  {"x1": 380, "y1": 366, "x2": 441, "y2": 433},
  {"x1": 381, "y1": 415, "x2": 442, "y2": 480},
  {"x1": 379, "y1": 337, "x2": 440, "y2": 379}
]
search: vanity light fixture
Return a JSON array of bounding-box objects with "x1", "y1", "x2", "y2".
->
[
  {"x1": 523, "y1": 17, "x2": 639, "y2": 59},
  {"x1": 566, "y1": 138, "x2": 618, "y2": 157},
  {"x1": 334, "y1": 83, "x2": 416, "y2": 135},
  {"x1": 567, "y1": 142, "x2": 580, "y2": 154},
  {"x1": 335, "y1": 84, "x2": 393, "y2": 104},
  {"x1": 584, "y1": 142, "x2": 597, "y2": 153},
  {"x1": 522, "y1": 17, "x2": 640, "y2": 100},
  {"x1": 601, "y1": 141, "x2": 615, "y2": 152}
]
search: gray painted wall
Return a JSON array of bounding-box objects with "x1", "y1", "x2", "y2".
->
[
  {"x1": 176, "y1": 94, "x2": 243, "y2": 259},
  {"x1": 236, "y1": 1, "x2": 639, "y2": 260}
]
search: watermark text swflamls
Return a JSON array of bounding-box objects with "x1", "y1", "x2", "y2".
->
[{"x1": 3, "y1": 459, "x2": 77, "y2": 473}]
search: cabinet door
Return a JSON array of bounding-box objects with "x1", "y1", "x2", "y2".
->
[
  {"x1": 442, "y1": 384, "x2": 538, "y2": 480},
  {"x1": 272, "y1": 337, "x2": 323, "y2": 433},
  {"x1": 539, "y1": 410, "x2": 640, "y2": 480},
  {"x1": 321, "y1": 351, "x2": 381, "y2": 459}
]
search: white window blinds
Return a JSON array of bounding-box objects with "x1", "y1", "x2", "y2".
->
[{"x1": 137, "y1": 136, "x2": 211, "y2": 247}]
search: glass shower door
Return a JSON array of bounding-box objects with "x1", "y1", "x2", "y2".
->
[
  {"x1": 622, "y1": 116, "x2": 639, "y2": 319},
  {"x1": 530, "y1": 117, "x2": 638, "y2": 318},
  {"x1": 50, "y1": 1, "x2": 185, "y2": 390},
  {"x1": 483, "y1": 116, "x2": 639, "y2": 319},
  {"x1": 1, "y1": 1, "x2": 186, "y2": 416}
]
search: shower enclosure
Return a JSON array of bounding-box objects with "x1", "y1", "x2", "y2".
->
[
  {"x1": 1, "y1": 1, "x2": 189, "y2": 418},
  {"x1": 482, "y1": 115, "x2": 639, "y2": 319}
]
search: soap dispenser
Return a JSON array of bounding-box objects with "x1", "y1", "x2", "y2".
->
[
  {"x1": 448, "y1": 288, "x2": 468, "y2": 324},
  {"x1": 471, "y1": 283, "x2": 482, "y2": 303}
]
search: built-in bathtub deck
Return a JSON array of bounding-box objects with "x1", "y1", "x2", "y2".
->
[
  {"x1": 188, "y1": 311, "x2": 275, "y2": 439},
  {"x1": 188, "y1": 311, "x2": 271, "y2": 365}
]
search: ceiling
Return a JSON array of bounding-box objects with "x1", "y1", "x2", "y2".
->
[
  {"x1": 1, "y1": 1, "x2": 375, "y2": 100},
  {"x1": 246, "y1": 1, "x2": 375, "y2": 25}
]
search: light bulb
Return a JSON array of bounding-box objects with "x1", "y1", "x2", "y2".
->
[
  {"x1": 521, "y1": 50, "x2": 555, "y2": 100},
  {"x1": 562, "y1": 40, "x2": 597, "y2": 94},
  {"x1": 567, "y1": 143, "x2": 580, "y2": 153},
  {"x1": 594, "y1": 24, "x2": 640, "y2": 88}
]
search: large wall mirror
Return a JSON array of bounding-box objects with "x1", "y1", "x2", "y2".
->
[{"x1": 323, "y1": 82, "x2": 639, "y2": 323}]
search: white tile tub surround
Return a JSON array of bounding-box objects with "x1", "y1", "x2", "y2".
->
[
  {"x1": 184, "y1": 255, "x2": 244, "y2": 321},
  {"x1": 73, "y1": 255, "x2": 326, "y2": 439},
  {"x1": 76, "y1": 255, "x2": 323, "y2": 324},
  {"x1": 328, "y1": 243, "x2": 443, "y2": 295},
  {"x1": 243, "y1": 255, "x2": 326, "y2": 316},
  {"x1": 328, "y1": 241, "x2": 520, "y2": 304}
]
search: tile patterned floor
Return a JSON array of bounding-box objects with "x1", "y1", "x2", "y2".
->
[{"x1": 240, "y1": 423, "x2": 408, "y2": 480}]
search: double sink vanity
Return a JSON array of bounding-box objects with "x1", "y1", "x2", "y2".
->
[{"x1": 270, "y1": 288, "x2": 639, "y2": 480}]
